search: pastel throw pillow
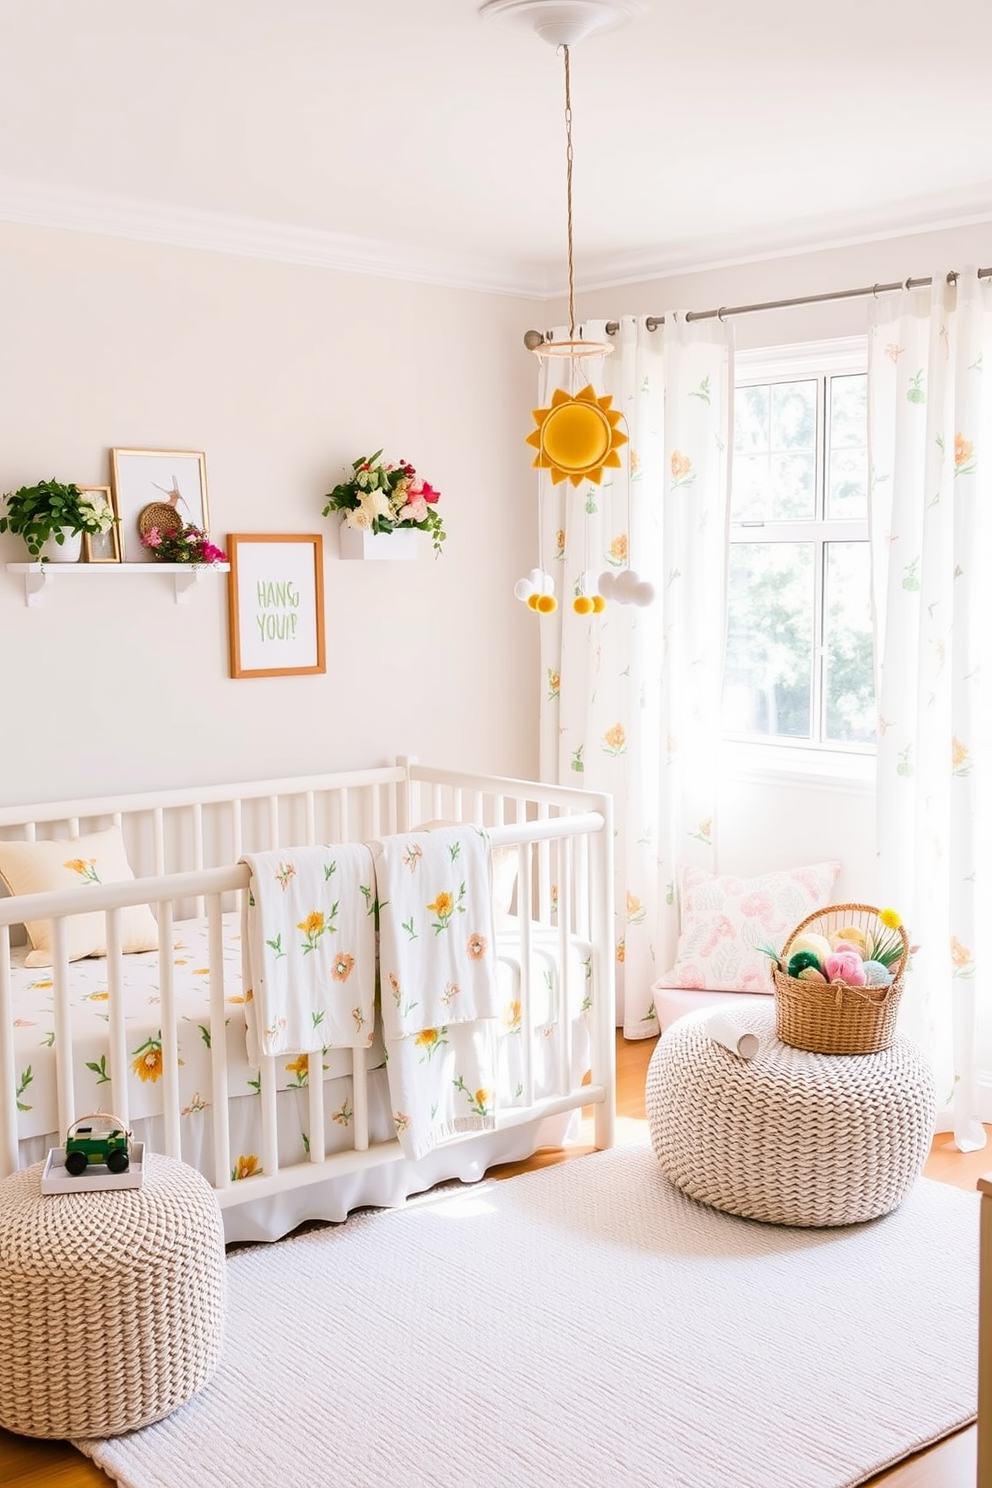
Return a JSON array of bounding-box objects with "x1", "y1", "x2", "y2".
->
[
  {"x1": 654, "y1": 860, "x2": 842, "y2": 994},
  {"x1": 0, "y1": 826, "x2": 159, "y2": 967}
]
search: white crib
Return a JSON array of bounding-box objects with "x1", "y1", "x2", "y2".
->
[{"x1": 0, "y1": 759, "x2": 615, "y2": 1242}]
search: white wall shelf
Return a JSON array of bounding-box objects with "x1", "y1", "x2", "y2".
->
[{"x1": 7, "y1": 562, "x2": 231, "y2": 607}]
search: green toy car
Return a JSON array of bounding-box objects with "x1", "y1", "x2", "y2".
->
[{"x1": 64, "y1": 1112, "x2": 131, "y2": 1177}]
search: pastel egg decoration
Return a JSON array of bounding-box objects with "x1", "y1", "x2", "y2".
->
[
  {"x1": 797, "y1": 966, "x2": 827, "y2": 983},
  {"x1": 862, "y1": 959, "x2": 894, "y2": 987}
]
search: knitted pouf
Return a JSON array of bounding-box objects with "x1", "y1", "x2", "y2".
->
[
  {"x1": 646, "y1": 1000, "x2": 937, "y2": 1228},
  {"x1": 0, "y1": 1150, "x2": 226, "y2": 1438}
]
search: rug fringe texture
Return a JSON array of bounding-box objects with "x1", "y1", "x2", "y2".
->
[{"x1": 75, "y1": 1145, "x2": 979, "y2": 1488}]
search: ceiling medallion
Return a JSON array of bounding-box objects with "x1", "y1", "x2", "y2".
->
[{"x1": 480, "y1": 0, "x2": 646, "y2": 47}]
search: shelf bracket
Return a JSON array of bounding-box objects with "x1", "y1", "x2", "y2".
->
[
  {"x1": 173, "y1": 569, "x2": 202, "y2": 605},
  {"x1": 22, "y1": 567, "x2": 49, "y2": 608}
]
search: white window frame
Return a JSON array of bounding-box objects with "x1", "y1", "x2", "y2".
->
[{"x1": 723, "y1": 335, "x2": 873, "y2": 791}]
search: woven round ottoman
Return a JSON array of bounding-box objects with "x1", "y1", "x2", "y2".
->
[
  {"x1": 646, "y1": 999, "x2": 937, "y2": 1227},
  {"x1": 0, "y1": 1150, "x2": 226, "y2": 1438}
]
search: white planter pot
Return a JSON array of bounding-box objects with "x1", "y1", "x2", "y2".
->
[
  {"x1": 339, "y1": 524, "x2": 420, "y2": 561},
  {"x1": 39, "y1": 528, "x2": 83, "y2": 563}
]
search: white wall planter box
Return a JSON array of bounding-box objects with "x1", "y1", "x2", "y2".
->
[{"x1": 339, "y1": 525, "x2": 420, "y2": 561}]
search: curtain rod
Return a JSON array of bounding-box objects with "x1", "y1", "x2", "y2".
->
[{"x1": 522, "y1": 266, "x2": 992, "y2": 347}]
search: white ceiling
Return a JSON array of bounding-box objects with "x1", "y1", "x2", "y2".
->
[{"x1": 1, "y1": 0, "x2": 991, "y2": 296}]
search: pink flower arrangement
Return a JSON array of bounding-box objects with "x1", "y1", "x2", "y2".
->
[
  {"x1": 322, "y1": 450, "x2": 446, "y2": 557},
  {"x1": 141, "y1": 523, "x2": 228, "y2": 565}
]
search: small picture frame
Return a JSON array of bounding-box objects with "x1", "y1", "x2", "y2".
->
[
  {"x1": 79, "y1": 486, "x2": 122, "y2": 564},
  {"x1": 110, "y1": 449, "x2": 210, "y2": 562},
  {"x1": 227, "y1": 533, "x2": 326, "y2": 679}
]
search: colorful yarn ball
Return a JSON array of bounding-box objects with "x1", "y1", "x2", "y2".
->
[
  {"x1": 787, "y1": 950, "x2": 822, "y2": 979},
  {"x1": 824, "y1": 950, "x2": 867, "y2": 987},
  {"x1": 862, "y1": 959, "x2": 894, "y2": 987},
  {"x1": 790, "y1": 932, "x2": 832, "y2": 963},
  {"x1": 797, "y1": 966, "x2": 828, "y2": 983}
]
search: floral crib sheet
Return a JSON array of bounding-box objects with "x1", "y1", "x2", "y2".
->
[
  {"x1": 9, "y1": 911, "x2": 595, "y2": 1148},
  {"x1": 9, "y1": 911, "x2": 381, "y2": 1144}
]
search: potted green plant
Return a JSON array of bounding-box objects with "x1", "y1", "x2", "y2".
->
[{"x1": 0, "y1": 479, "x2": 117, "y2": 561}]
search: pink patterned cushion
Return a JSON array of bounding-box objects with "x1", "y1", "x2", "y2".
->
[{"x1": 654, "y1": 861, "x2": 842, "y2": 994}]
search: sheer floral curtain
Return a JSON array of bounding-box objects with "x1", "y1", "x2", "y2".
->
[
  {"x1": 537, "y1": 315, "x2": 733, "y2": 1035},
  {"x1": 868, "y1": 269, "x2": 992, "y2": 1150}
]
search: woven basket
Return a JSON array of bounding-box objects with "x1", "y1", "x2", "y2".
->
[
  {"x1": 772, "y1": 902, "x2": 909, "y2": 1055},
  {"x1": 138, "y1": 502, "x2": 183, "y2": 539}
]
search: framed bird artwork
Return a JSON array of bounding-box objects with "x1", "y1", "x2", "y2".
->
[{"x1": 110, "y1": 448, "x2": 210, "y2": 562}]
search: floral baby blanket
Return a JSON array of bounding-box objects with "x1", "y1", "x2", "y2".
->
[
  {"x1": 372, "y1": 825, "x2": 500, "y2": 1161},
  {"x1": 240, "y1": 844, "x2": 377, "y2": 1064}
]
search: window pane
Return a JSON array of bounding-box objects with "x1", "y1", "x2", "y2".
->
[
  {"x1": 771, "y1": 381, "x2": 816, "y2": 451},
  {"x1": 731, "y1": 454, "x2": 771, "y2": 521},
  {"x1": 823, "y1": 542, "x2": 876, "y2": 744},
  {"x1": 769, "y1": 451, "x2": 815, "y2": 516},
  {"x1": 734, "y1": 384, "x2": 769, "y2": 455},
  {"x1": 723, "y1": 542, "x2": 813, "y2": 739},
  {"x1": 827, "y1": 374, "x2": 867, "y2": 518},
  {"x1": 731, "y1": 380, "x2": 816, "y2": 521}
]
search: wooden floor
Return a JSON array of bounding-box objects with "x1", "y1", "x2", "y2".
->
[{"x1": 2, "y1": 1032, "x2": 984, "y2": 1488}]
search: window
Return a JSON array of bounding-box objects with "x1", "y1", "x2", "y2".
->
[{"x1": 722, "y1": 339, "x2": 875, "y2": 752}]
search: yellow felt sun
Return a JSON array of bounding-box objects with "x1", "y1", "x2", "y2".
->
[{"x1": 526, "y1": 384, "x2": 628, "y2": 487}]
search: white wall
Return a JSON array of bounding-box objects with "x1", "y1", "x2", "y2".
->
[{"x1": 0, "y1": 222, "x2": 542, "y2": 805}]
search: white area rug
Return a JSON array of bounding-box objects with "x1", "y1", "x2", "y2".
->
[{"x1": 77, "y1": 1145, "x2": 979, "y2": 1488}]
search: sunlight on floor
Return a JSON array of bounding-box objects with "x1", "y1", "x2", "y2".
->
[{"x1": 576, "y1": 1111, "x2": 648, "y2": 1147}]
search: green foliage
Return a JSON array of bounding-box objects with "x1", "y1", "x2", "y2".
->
[{"x1": 0, "y1": 479, "x2": 115, "y2": 558}]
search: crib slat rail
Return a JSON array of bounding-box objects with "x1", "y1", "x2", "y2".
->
[{"x1": 0, "y1": 763, "x2": 616, "y2": 1239}]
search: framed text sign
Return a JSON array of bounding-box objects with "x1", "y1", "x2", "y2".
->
[{"x1": 227, "y1": 533, "x2": 326, "y2": 679}]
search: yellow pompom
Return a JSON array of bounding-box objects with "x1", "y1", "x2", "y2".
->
[
  {"x1": 527, "y1": 593, "x2": 541, "y2": 610},
  {"x1": 573, "y1": 596, "x2": 593, "y2": 615},
  {"x1": 537, "y1": 594, "x2": 558, "y2": 613},
  {"x1": 879, "y1": 907, "x2": 902, "y2": 930},
  {"x1": 591, "y1": 594, "x2": 606, "y2": 613}
]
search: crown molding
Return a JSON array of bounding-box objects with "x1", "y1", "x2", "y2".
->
[
  {"x1": 0, "y1": 175, "x2": 550, "y2": 300},
  {"x1": 0, "y1": 173, "x2": 989, "y2": 307},
  {"x1": 568, "y1": 202, "x2": 992, "y2": 295}
]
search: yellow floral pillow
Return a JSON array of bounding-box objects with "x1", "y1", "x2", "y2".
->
[{"x1": 0, "y1": 826, "x2": 159, "y2": 967}]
